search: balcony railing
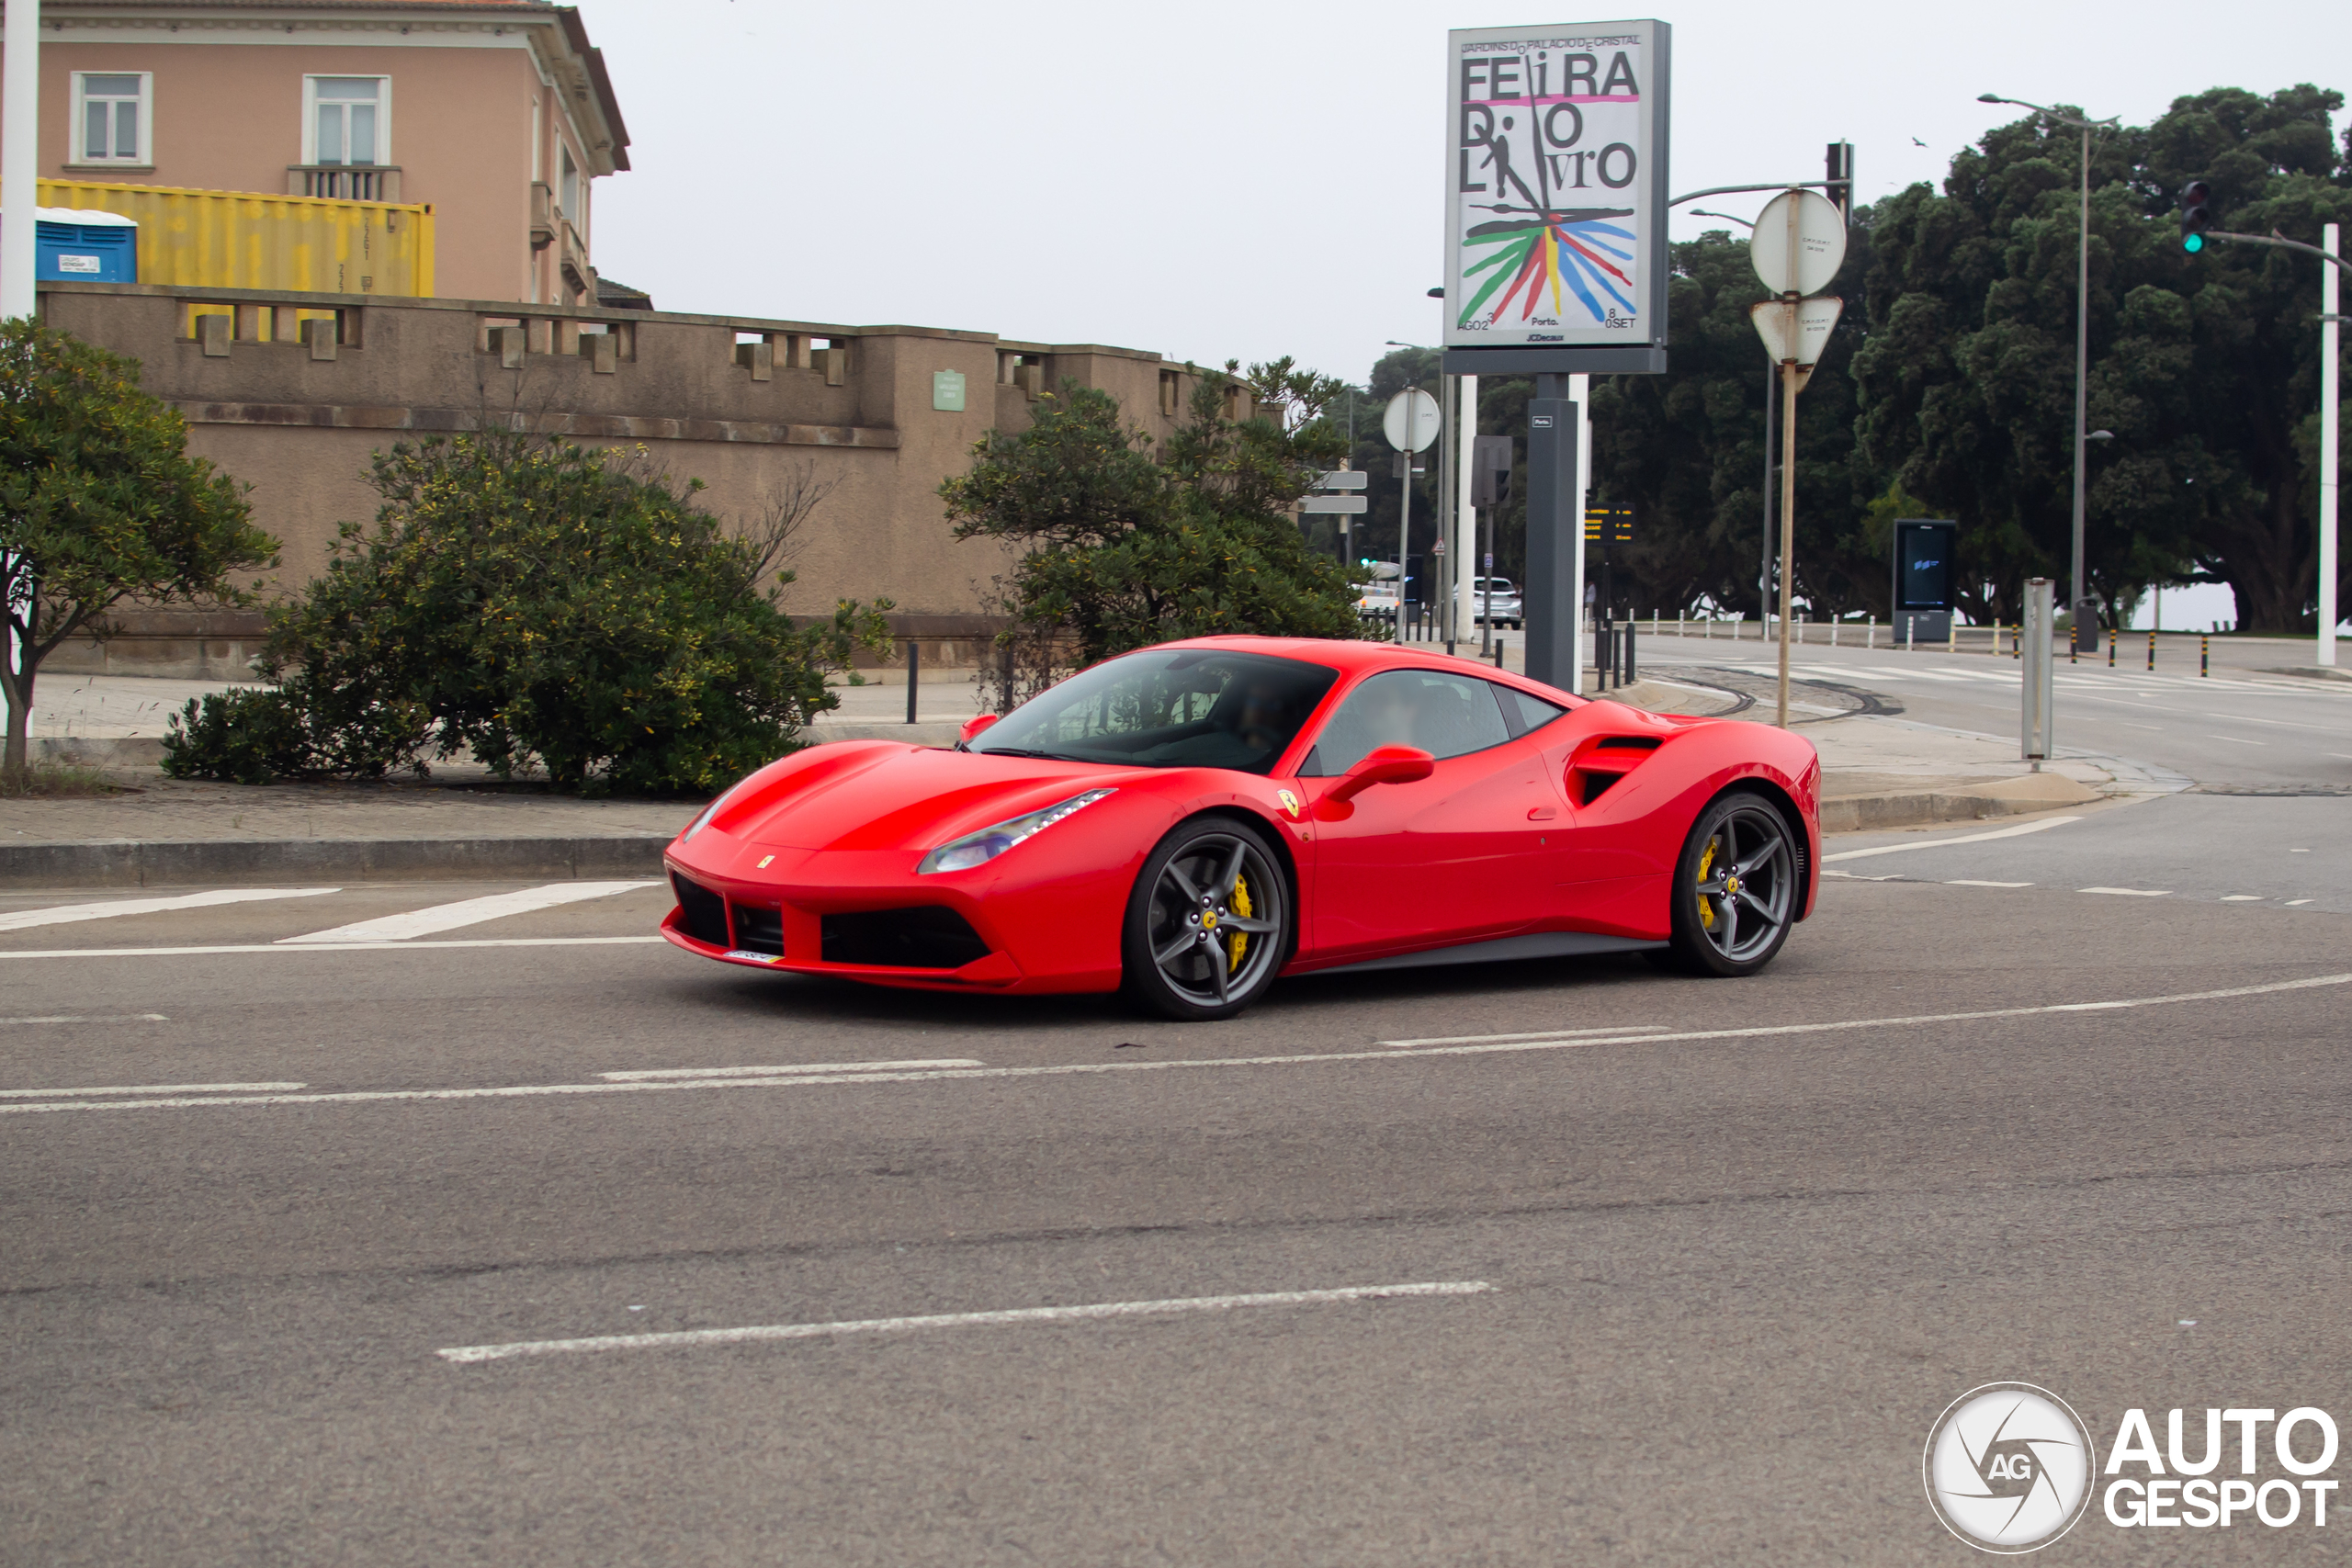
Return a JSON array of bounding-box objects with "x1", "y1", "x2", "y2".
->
[{"x1": 287, "y1": 164, "x2": 403, "y2": 203}]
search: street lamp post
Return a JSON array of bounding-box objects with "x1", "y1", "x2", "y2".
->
[{"x1": 1981, "y1": 94, "x2": 2119, "y2": 654}]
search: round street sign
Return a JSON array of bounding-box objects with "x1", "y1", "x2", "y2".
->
[
  {"x1": 1383, "y1": 389, "x2": 1441, "y2": 453},
  {"x1": 1749, "y1": 188, "x2": 1848, "y2": 297}
]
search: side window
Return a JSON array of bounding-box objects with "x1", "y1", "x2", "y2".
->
[
  {"x1": 1493, "y1": 683, "x2": 1569, "y2": 737},
  {"x1": 1304, "y1": 670, "x2": 1512, "y2": 774},
  {"x1": 74, "y1": 73, "x2": 151, "y2": 164}
]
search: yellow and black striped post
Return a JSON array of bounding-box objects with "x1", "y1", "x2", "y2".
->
[
  {"x1": 2200, "y1": 634, "x2": 2210, "y2": 677},
  {"x1": 2108, "y1": 626, "x2": 2117, "y2": 667},
  {"x1": 2146, "y1": 627, "x2": 2155, "y2": 671}
]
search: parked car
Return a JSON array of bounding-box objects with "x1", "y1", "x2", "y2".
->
[
  {"x1": 1355, "y1": 581, "x2": 1400, "y2": 621},
  {"x1": 1473, "y1": 576, "x2": 1523, "y2": 627},
  {"x1": 663, "y1": 637, "x2": 1823, "y2": 1020}
]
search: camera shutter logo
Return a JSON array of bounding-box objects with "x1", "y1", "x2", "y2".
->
[{"x1": 1923, "y1": 1383, "x2": 2097, "y2": 1552}]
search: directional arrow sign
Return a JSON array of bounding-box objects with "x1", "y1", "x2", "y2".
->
[
  {"x1": 1749, "y1": 188, "x2": 1848, "y2": 297},
  {"x1": 1749, "y1": 297, "x2": 1845, "y2": 368},
  {"x1": 1301, "y1": 495, "x2": 1369, "y2": 513}
]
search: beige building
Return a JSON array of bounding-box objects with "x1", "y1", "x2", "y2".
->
[
  {"x1": 20, "y1": 3, "x2": 1234, "y2": 680},
  {"x1": 6, "y1": 0, "x2": 627, "y2": 304}
]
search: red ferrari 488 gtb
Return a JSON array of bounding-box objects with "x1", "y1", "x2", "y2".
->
[{"x1": 662, "y1": 637, "x2": 1820, "y2": 1021}]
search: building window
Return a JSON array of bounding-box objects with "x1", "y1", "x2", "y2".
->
[
  {"x1": 305, "y1": 76, "x2": 390, "y2": 165},
  {"x1": 74, "y1": 73, "x2": 151, "y2": 164},
  {"x1": 560, "y1": 144, "x2": 580, "y2": 220}
]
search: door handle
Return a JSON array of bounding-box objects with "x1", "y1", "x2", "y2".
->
[{"x1": 1526, "y1": 806, "x2": 1558, "y2": 821}]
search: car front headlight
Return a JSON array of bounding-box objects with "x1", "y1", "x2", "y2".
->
[
  {"x1": 917, "y1": 789, "x2": 1114, "y2": 874},
  {"x1": 681, "y1": 775, "x2": 754, "y2": 842}
]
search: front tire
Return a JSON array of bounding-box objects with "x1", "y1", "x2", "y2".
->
[
  {"x1": 1123, "y1": 817, "x2": 1291, "y2": 1021},
  {"x1": 1661, "y1": 790, "x2": 1797, "y2": 977}
]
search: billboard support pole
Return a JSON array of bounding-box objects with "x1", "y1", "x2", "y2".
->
[
  {"x1": 1523, "y1": 379, "x2": 1577, "y2": 691},
  {"x1": 3, "y1": 0, "x2": 39, "y2": 321}
]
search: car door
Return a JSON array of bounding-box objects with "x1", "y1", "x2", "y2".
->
[{"x1": 1295, "y1": 669, "x2": 1569, "y2": 961}]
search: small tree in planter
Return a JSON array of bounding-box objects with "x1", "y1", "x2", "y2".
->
[{"x1": 0, "y1": 321, "x2": 275, "y2": 776}]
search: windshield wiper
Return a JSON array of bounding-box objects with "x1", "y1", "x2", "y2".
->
[{"x1": 972, "y1": 746, "x2": 1081, "y2": 761}]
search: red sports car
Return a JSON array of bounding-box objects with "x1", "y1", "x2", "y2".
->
[{"x1": 662, "y1": 637, "x2": 1820, "y2": 1020}]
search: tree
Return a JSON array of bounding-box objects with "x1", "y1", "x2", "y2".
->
[
  {"x1": 164, "y1": 430, "x2": 888, "y2": 794},
  {"x1": 1855, "y1": 85, "x2": 2352, "y2": 631},
  {"x1": 0, "y1": 321, "x2": 275, "y2": 773},
  {"x1": 941, "y1": 362, "x2": 1366, "y2": 701}
]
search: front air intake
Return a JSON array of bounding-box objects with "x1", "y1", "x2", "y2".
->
[
  {"x1": 820, "y1": 907, "x2": 989, "y2": 969},
  {"x1": 670, "y1": 873, "x2": 729, "y2": 947},
  {"x1": 730, "y1": 903, "x2": 785, "y2": 957}
]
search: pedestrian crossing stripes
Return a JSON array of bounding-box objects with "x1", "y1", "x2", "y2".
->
[{"x1": 279, "y1": 881, "x2": 660, "y2": 944}]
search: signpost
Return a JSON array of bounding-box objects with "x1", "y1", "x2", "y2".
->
[
  {"x1": 1383, "y1": 389, "x2": 1440, "y2": 642},
  {"x1": 2021, "y1": 577, "x2": 2055, "y2": 771},
  {"x1": 1442, "y1": 19, "x2": 1671, "y2": 693},
  {"x1": 1747, "y1": 186, "x2": 1847, "y2": 727}
]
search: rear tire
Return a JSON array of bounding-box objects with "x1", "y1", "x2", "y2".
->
[
  {"x1": 1660, "y1": 790, "x2": 1798, "y2": 977},
  {"x1": 1122, "y1": 817, "x2": 1291, "y2": 1021}
]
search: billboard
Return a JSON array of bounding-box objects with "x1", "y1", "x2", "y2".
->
[
  {"x1": 1443, "y1": 20, "x2": 1670, "y2": 359},
  {"x1": 1893, "y1": 519, "x2": 1958, "y2": 612}
]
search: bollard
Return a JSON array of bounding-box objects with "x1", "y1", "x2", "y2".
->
[
  {"x1": 907, "y1": 640, "x2": 921, "y2": 724},
  {"x1": 1494, "y1": 639, "x2": 1506, "y2": 671},
  {"x1": 1830, "y1": 619, "x2": 1839, "y2": 648},
  {"x1": 1949, "y1": 616, "x2": 1959, "y2": 653},
  {"x1": 1867, "y1": 615, "x2": 1876, "y2": 649},
  {"x1": 1905, "y1": 616, "x2": 1915, "y2": 652},
  {"x1": 1624, "y1": 618, "x2": 1638, "y2": 685},
  {"x1": 2146, "y1": 627, "x2": 2155, "y2": 671},
  {"x1": 2200, "y1": 633, "x2": 2209, "y2": 677},
  {"x1": 2108, "y1": 626, "x2": 2117, "y2": 667}
]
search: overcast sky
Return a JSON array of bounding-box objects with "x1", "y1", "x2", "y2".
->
[{"x1": 590, "y1": 0, "x2": 2350, "y2": 389}]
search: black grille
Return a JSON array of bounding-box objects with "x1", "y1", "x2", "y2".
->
[
  {"x1": 820, "y1": 907, "x2": 989, "y2": 970},
  {"x1": 671, "y1": 872, "x2": 729, "y2": 947},
  {"x1": 730, "y1": 902, "x2": 786, "y2": 957}
]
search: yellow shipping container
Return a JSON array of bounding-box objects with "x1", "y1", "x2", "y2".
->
[{"x1": 30, "y1": 177, "x2": 435, "y2": 298}]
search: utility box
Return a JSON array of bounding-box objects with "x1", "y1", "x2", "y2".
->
[
  {"x1": 33, "y1": 209, "x2": 138, "y2": 282},
  {"x1": 1892, "y1": 517, "x2": 1958, "y2": 644}
]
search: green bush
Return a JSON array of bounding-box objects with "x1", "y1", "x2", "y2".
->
[{"x1": 163, "y1": 429, "x2": 888, "y2": 795}]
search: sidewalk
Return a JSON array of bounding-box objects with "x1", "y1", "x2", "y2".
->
[{"x1": 6, "y1": 666, "x2": 2126, "y2": 888}]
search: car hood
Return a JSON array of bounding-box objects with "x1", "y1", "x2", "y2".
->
[{"x1": 700, "y1": 741, "x2": 1137, "y2": 853}]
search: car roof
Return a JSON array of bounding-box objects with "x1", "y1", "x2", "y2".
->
[{"x1": 1148, "y1": 635, "x2": 1585, "y2": 704}]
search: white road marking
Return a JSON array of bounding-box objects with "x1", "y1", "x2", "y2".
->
[
  {"x1": 1821, "y1": 816, "x2": 2083, "y2": 863},
  {"x1": 2080, "y1": 886, "x2": 2171, "y2": 897},
  {"x1": 0, "y1": 1014, "x2": 167, "y2": 1025},
  {"x1": 0, "y1": 1080, "x2": 305, "y2": 1100},
  {"x1": 2219, "y1": 895, "x2": 2265, "y2": 902},
  {"x1": 437, "y1": 1280, "x2": 1497, "y2": 1365},
  {"x1": 2288, "y1": 899, "x2": 2314, "y2": 907},
  {"x1": 0, "y1": 936, "x2": 667, "y2": 961},
  {"x1": 1945, "y1": 880, "x2": 2033, "y2": 887},
  {"x1": 281, "y1": 882, "x2": 661, "y2": 944},
  {"x1": 600, "y1": 1059, "x2": 985, "y2": 1081},
  {"x1": 1383, "y1": 1024, "x2": 1671, "y2": 1048},
  {"x1": 2208, "y1": 736, "x2": 2266, "y2": 746},
  {"x1": 0, "y1": 888, "x2": 338, "y2": 933},
  {"x1": 7, "y1": 972, "x2": 2349, "y2": 1118}
]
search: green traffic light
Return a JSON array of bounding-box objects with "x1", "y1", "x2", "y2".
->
[{"x1": 2183, "y1": 234, "x2": 2204, "y2": 254}]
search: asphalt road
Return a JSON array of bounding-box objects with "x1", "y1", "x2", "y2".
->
[
  {"x1": 1638, "y1": 629, "x2": 2352, "y2": 792},
  {"x1": 5, "y1": 868, "x2": 2350, "y2": 1564}
]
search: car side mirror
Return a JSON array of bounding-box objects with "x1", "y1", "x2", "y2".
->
[
  {"x1": 1326, "y1": 743, "x2": 1435, "y2": 805},
  {"x1": 958, "y1": 713, "x2": 1001, "y2": 746}
]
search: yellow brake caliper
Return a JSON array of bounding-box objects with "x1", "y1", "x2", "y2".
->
[
  {"x1": 1696, "y1": 839, "x2": 1718, "y2": 931},
  {"x1": 1229, "y1": 875, "x2": 1251, "y2": 968}
]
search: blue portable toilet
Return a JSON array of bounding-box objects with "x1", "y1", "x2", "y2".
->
[{"x1": 34, "y1": 208, "x2": 139, "y2": 283}]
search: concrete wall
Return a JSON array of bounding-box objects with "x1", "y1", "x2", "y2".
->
[{"x1": 38, "y1": 281, "x2": 1219, "y2": 676}]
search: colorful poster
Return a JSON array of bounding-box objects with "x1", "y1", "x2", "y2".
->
[{"x1": 1443, "y1": 21, "x2": 1669, "y2": 354}]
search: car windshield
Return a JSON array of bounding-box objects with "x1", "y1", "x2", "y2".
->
[{"x1": 969, "y1": 649, "x2": 1339, "y2": 774}]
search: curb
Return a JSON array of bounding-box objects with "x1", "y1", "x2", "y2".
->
[
  {"x1": 0, "y1": 835, "x2": 670, "y2": 889},
  {"x1": 1819, "y1": 789, "x2": 2083, "y2": 835}
]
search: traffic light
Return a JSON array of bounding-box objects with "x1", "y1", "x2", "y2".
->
[
  {"x1": 2179, "y1": 180, "x2": 2214, "y2": 253},
  {"x1": 1471, "y1": 435, "x2": 1514, "y2": 508}
]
